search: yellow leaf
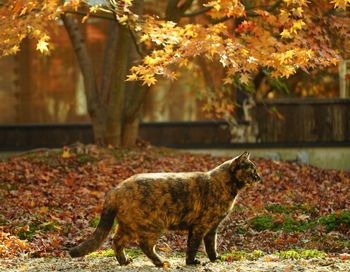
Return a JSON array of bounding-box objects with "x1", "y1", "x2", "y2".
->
[
  {"x1": 292, "y1": 7, "x2": 303, "y2": 17},
  {"x1": 10, "y1": 45, "x2": 20, "y2": 54},
  {"x1": 39, "y1": 206, "x2": 49, "y2": 214},
  {"x1": 140, "y1": 34, "x2": 149, "y2": 43},
  {"x1": 291, "y1": 20, "x2": 305, "y2": 33},
  {"x1": 280, "y1": 29, "x2": 291, "y2": 39},
  {"x1": 36, "y1": 40, "x2": 49, "y2": 53},
  {"x1": 62, "y1": 147, "x2": 72, "y2": 159},
  {"x1": 90, "y1": 6, "x2": 99, "y2": 13},
  {"x1": 223, "y1": 76, "x2": 232, "y2": 85},
  {"x1": 118, "y1": 15, "x2": 128, "y2": 24},
  {"x1": 126, "y1": 74, "x2": 138, "y2": 81},
  {"x1": 239, "y1": 73, "x2": 250, "y2": 84},
  {"x1": 331, "y1": 0, "x2": 349, "y2": 9},
  {"x1": 142, "y1": 75, "x2": 157, "y2": 86}
]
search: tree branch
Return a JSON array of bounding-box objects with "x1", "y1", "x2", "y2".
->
[
  {"x1": 61, "y1": 13, "x2": 105, "y2": 118},
  {"x1": 127, "y1": 23, "x2": 147, "y2": 58},
  {"x1": 64, "y1": 9, "x2": 116, "y2": 21},
  {"x1": 165, "y1": 0, "x2": 194, "y2": 21},
  {"x1": 183, "y1": 6, "x2": 212, "y2": 17}
]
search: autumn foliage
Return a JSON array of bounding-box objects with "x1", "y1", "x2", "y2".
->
[
  {"x1": 1, "y1": 0, "x2": 349, "y2": 86},
  {"x1": 0, "y1": 145, "x2": 349, "y2": 258}
]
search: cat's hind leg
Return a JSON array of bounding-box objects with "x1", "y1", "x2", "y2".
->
[
  {"x1": 112, "y1": 228, "x2": 132, "y2": 265},
  {"x1": 139, "y1": 234, "x2": 168, "y2": 267},
  {"x1": 204, "y1": 225, "x2": 220, "y2": 262}
]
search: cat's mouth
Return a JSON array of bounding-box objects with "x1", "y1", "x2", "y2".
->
[{"x1": 247, "y1": 174, "x2": 262, "y2": 186}]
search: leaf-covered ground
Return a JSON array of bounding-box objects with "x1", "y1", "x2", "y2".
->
[
  {"x1": 0, "y1": 144, "x2": 349, "y2": 259},
  {"x1": 1, "y1": 254, "x2": 350, "y2": 272}
]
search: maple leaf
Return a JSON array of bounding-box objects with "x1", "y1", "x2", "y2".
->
[
  {"x1": 281, "y1": 29, "x2": 292, "y2": 39},
  {"x1": 142, "y1": 75, "x2": 157, "y2": 86},
  {"x1": 9, "y1": 45, "x2": 20, "y2": 54},
  {"x1": 239, "y1": 73, "x2": 250, "y2": 84},
  {"x1": 90, "y1": 5, "x2": 100, "y2": 13},
  {"x1": 331, "y1": 0, "x2": 350, "y2": 9},
  {"x1": 126, "y1": 74, "x2": 139, "y2": 81},
  {"x1": 62, "y1": 147, "x2": 72, "y2": 158},
  {"x1": 36, "y1": 40, "x2": 49, "y2": 53},
  {"x1": 117, "y1": 15, "x2": 128, "y2": 24}
]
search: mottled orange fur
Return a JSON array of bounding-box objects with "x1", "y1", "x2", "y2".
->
[{"x1": 69, "y1": 152, "x2": 261, "y2": 267}]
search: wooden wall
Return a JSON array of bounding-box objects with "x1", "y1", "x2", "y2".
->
[
  {"x1": 0, "y1": 98, "x2": 349, "y2": 150},
  {"x1": 256, "y1": 98, "x2": 350, "y2": 143}
]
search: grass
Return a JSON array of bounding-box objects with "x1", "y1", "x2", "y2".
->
[
  {"x1": 16, "y1": 220, "x2": 61, "y2": 240},
  {"x1": 88, "y1": 248, "x2": 143, "y2": 258},
  {"x1": 277, "y1": 249, "x2": 327, "y2": 259},
  {"x1": 89, "y1": 248, "x2": 327, "y2": 262},
  {"x1": 249, "y1": 214, "x2": 315, "y2": 232},
  {"x1": 89, "y1": 217, "x2": 100, "y2": 228},
  {"x1": 249, "y1": 210, "x2": 350, "y2": 233},
  {"x1": 265, "y1": 204, "x2": 314, "y2": 214},
  {"x1": 319, "y1": 211, "x2": 350, "y2": 232},
  {"x1": 76, "y1": 154, "x2": 98, "y2": 164},
  {"x1": 220, "y1": 249, "x2": 327, "y2": 262},
  {"x1": 89, "y1": 216, "x2": 118, "y2": 228}
]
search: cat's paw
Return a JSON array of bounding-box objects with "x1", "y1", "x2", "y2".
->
[
  {"x1": 209, "y1": 255, "x2": 221, "y2": 262},
  {"x1": 153, "y1": 259, "x2": 171, "y2": 268},
  {"x1": 119, "y1": 258, "x2": 132, "y2": 266},
  {"x1": 162, "y1": 261, "x2": 171, "y2": 268},
  {"x1": 186, "y1": 259, "x2": 201, "y2": 265}
]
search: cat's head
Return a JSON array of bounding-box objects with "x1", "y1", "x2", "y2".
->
[{"x1": 229, "y1": 151, "x2": 262, "y2": 189}]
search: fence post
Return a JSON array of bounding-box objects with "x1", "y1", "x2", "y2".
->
[{"x1": 339, "y1": 60, "x2": 350, "y2": 98}]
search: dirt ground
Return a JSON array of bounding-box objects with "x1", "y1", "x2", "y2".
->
[{"x1": 1, "y1": 256, "x2": 349, "y2": 272}]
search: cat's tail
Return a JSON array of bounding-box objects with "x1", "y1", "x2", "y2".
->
[{"x1": 69, "y1": 192, "x2": 117, "y2": 257}]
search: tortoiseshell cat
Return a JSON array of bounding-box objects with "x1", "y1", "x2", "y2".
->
[{"x1": 69, "y1": 152, "x2": 262, "y2": 267}]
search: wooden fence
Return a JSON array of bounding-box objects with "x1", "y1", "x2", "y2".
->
[
  {"x1": 0, "y1": 98, "x2": 349, "y2": 150},
  {"x1": 256, "y1": 98, "x2": 350, "y2": 143}
]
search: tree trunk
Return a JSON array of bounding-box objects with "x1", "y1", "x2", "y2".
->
[
  {"x1": 118, "y1": 0, "x2": 145, "y2": 147},
  {"x1": 122, "y1": 114, "x2": 141, "y2": 147},
  {"x1": 62, "y1": 0, "x2": 195, "y2": 147},
  {"x1": 61, "y1": 14, "x2": 107, "y2": 145},
  {"x1": 105, "y1": 25, "x2": 130, "y2": 146}
]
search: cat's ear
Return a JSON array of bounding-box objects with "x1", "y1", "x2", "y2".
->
[
  {"x1": 237, "y1": 151, "x2": 250, "y2": 162},
  {"x1": 230, "y1": 151, "x2": 250, "y2": 169}
]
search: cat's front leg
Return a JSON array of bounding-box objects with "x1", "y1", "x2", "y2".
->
[{"x1": 204, "y1": 226, "x2": 220, "y2": 262}]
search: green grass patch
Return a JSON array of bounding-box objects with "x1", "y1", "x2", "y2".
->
[
  {"x1": 89, "y1": 217, "x2": 100, "y2": 228},
  {"x1": 277, "y1": 249, "x2": 327, "y2": 259},
  {"x1": 265, "y1": 204, "x2": 313, "y2": 214},
  {"x1": 319, "y1": 211, "x2": 350, "y2": 232},
  {"x1": 126, "y1": 248, "x2": 143, "y2": 259},
  {"x1": 220, "y1": 249, "x2": 326, "y2": 262},
  {"x1": 250, "y1": 215, "x2": 275, "y2": 231},
  {"x1": 220, "y1": 250, "x2": 247, "y2": 261},
  {"x1": 0, "y1": 182, "x2": 18, "y2": 191},
  {"x1": 88, "y1": 248, "x2": 142, "y2": 258},
  {"x1": 88, "y1": 216, "x2": 118, "y2": 229},
  {"x1": 16, "y1": 221, "x2": 61, "y2": 240},
  {"x1": 88, "y1": 249, "x2": 115, "y2": 257},
  {"x1": 76, "y1": 154, "x2": 97, "y2": 164},
  {"x1": 250, "y1": 212, "x2": 350, "y2": 233},
  {"x1": 250, "y1": 215, "x2": 316, "y2": 232},
  {"x1": 220, "y1": 250, "x2": 265, "y2": 262},
  {"x1": 38, "y1": 221, "x2": 61, "y2": 232}
]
